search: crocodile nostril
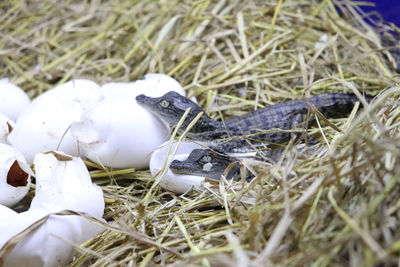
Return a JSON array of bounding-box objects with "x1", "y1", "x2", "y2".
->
[
  {"x1": 135, "y1": 94, "x2": 146, "y2": 102},
  {"x1": 170, "y1": 160, "x2": 182, "y2": 166}
]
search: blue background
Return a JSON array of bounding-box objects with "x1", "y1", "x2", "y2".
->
[{"x1": 359, "y1": 0, "x2": 400, "y2": 26}]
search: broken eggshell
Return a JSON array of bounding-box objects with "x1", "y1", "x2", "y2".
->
[
  {"x1": 30, "y1": 151, "x2": 105, "y2": 218},
  {"x1": 0, "y1": 151, "x2": 105, "y2": 267},
  {"x1": 149, "y1": 141, "x2": 206, "y2": 193},
  {"x1": 0, "y1": 112, "x2": 14, "y2": 144},
  {"x1": 0, "y1": 208, "x2": 98, "y2": 267},
  {"x1": 7, "y1": 79, "x2": 103, "y2": 163},
  {"x1": 0, "y1": 143, "x2": 32, "y2": 207},
  {"x1": 0, "y1": 78, "x2": 31, "y2": 121},
  {"x1": 70, "y1": 98, "x2": 170, "y2": 169},
  {"x1": 71, "y1": 74, "x2": 187, "y2": 169}
]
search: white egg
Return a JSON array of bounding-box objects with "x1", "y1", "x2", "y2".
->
[
  {"x1": 137, "y1": 73, "x2": 186, "y2": 96},
  {"x1": 101, "y1": 73, "x2": 185, "y2": 99},
  {"x1": 149, "y1": 141, "x2": 206, "y2": 193},
  {"x1": 0, "y1": 78, "x2": 31, "y2": 121},
  {"x1": 137, "y1": 74, "x2": 197, "y2": 102},
  {"x1": 0, "y1": 112, "x2": 14, "y2": 144},
  {"x1": 0, "y1": 151, "x2": 104, "y2": 267},
  {"x1": 7, "y1": 79, "x2": 103, "y2": 163},
  {"x1": 0, "y1": 143, "x2": 32, "y2": 207},
  {"x1": 100, "y1": 81, "x2": 140, "y2": 100},
  {"x1": 30, "y1": 79, "x2": 102, "y2": 107},
  {"x1": 71, "y1": 98, "x2": 170, "y2": 169}
]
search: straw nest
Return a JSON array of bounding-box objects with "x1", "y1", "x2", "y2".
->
[{"x1": 2, "y1": 0, "x2": 400, "y2": 266}]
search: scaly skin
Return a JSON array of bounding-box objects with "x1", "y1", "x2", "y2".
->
[
  {"x1": 137, "y1": 91, "x2": 372, "y2": 180},
  {"x1": 136, "y1": 92, "x2": 220, "y2": 134},
  {"x1": 170, "y1": 149, "x2": 241, "y2": 181},
  {"x1": 136, "y1": 91, "x2": 373, "y2": 153},
  {"x1": 170, "y1": 144, "x2": 321, "y2": 181}
]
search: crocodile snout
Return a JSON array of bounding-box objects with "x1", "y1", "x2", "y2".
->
[
  {"x1": 170, "y1": 159, "x2": 183, "y2": 169},
  {"x1": 135, "y1": 94, "x2": 146, "y2": 104}
]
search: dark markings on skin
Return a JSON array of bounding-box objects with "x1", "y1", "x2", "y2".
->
[
  {"x1": 137, "y1": 92, "x2": 373, "y2": 180},
  {"x1": 170, "y1": 144, "x2": 322, "y2": 181},
  {"x1": 136, "y1": 92, "x2": 374, "y2": 153},
  {"x1": 170, "y1": 149, "x2": 241, "y2": 181}
]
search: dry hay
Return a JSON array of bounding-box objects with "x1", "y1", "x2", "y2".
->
[{"x1": 1, "y1": 0, "x2": 400, "y2": 266}]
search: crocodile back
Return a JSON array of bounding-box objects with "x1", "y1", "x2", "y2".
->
[
  {"x1": 225, "y1": 93, "x2": 369, "y2": 130},
  {"x1": 208, "y1": 93, "x2": 371, "y2": 152},
  {"x1": 225, "y1": 99, "x2": 307, "y2": 130}
]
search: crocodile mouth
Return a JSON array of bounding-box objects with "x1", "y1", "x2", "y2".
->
[{"x1": 170, "y1": 159, "x2": 201, "y2": 174}]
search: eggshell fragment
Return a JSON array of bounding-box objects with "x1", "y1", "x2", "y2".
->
[
  {"x1": 0, "y1": 143, "x2": 32, "y2": 207},
  {"x1": 149, "y1": 141, "x2": 206, "y2": 193},
  {"x1": 0, "y1": 78, "x2": 31, "y2": 121},
  {"x1": 70, "y1": 98, "x2": 170, "y2": 169},
  {"x1": 7, "y1": 79, "x2": 103, "y2": 163},
  {"x1": 0, "y1": 151, "x2": 105, "y2": 267},
  {"x1": 0, "y1": 112, "x2": 14, "y2": 143}
]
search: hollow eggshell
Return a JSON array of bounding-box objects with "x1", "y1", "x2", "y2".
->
[
  {"x1": 71, "y1": 74, "x2": 188, "y2": 169},
  {"x1": 30, "y1": 151, "x2": 105, "y2": 218},
  {"x1": 0, "y1": 209, "x2": 95, "y2": 267},
  {"x1": 0, "y1": 151, "x2": 104, "y2": 267},
  {"x1": 7, "y1": 79, "x2": 103, "y2": 163},
  {"x1": 70, "y1": 98, "x2": 170, "y2": 169},
  {"x1": 0, "y1": 143, "x2": 32, "y2": 207}
]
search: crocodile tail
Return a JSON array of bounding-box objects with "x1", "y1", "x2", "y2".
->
[{"x1": 311, "y1": 93, "x2": 374, "y2": 119}]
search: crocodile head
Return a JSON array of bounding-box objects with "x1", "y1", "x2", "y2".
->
[
  {"x1": 170, "y1": 149, "x2": 241, "y2": 180},
  {"x1": 136, "y1": 91, "x2": 217, "y2": 133}
]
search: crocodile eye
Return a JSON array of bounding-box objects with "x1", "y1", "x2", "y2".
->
[
  {"x1": 200, "y1": 155, "x2": 212, "y2": 163},
  {"x1": 160, "y1": 100, "x2": 170, "y2": 108}
]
